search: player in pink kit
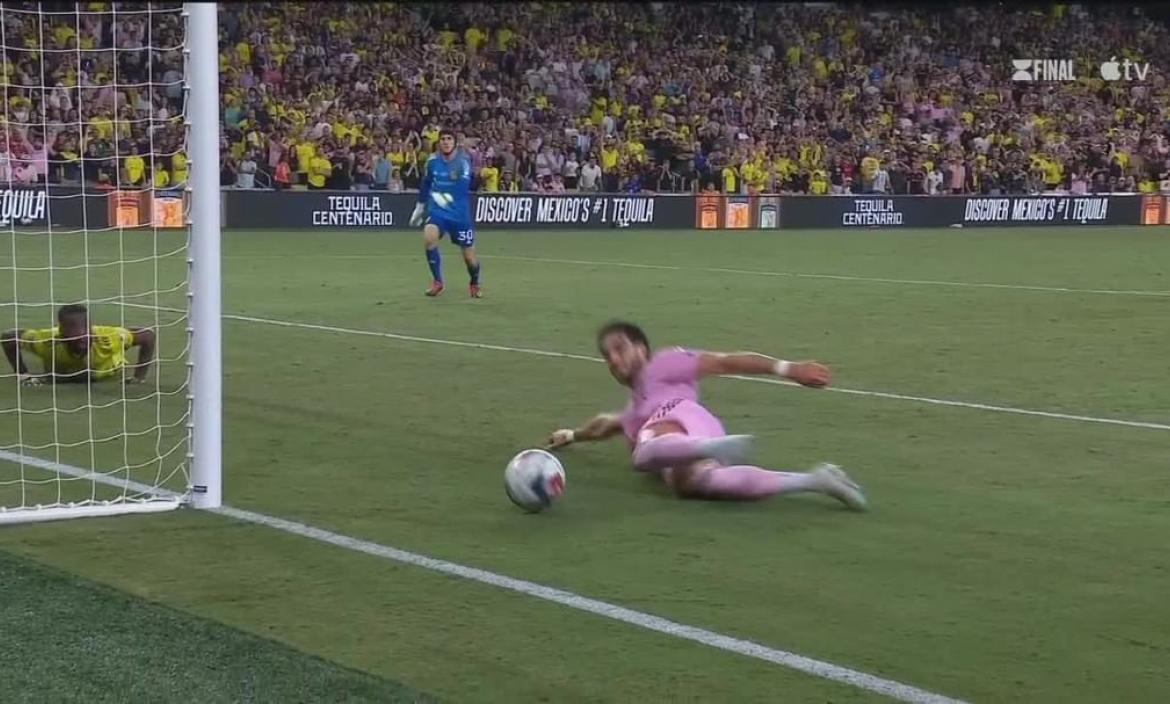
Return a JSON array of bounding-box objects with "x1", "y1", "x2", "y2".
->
[{"x1": 547, "y1": 321, "x2": 867, "y2": 509}]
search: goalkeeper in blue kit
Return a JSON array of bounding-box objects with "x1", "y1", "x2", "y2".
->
[{"x1": 410, "y1": 129, "x2": 482, "y2": 298}]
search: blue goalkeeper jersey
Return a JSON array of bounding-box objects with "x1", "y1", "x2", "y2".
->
[{"x1": 418, "y1": 151, "x2": 473, "y2": 227}]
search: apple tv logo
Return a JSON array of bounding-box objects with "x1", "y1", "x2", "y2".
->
[{"x1": 1099, "y1": 56, "x2": 1151, "y2": 81}]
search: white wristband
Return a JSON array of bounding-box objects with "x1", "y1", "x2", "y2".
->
[{"x1": 773, "y1": 360, "x2": 793, "y2": 378}]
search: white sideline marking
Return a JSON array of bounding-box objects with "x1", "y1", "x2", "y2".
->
[
  {"x1": 224, "y1": 252, "x2": 1170, "y2": 298},
  {"x1": 0, "y1": 449, "x2": 966, "y2": 704},
  {"x1": 222, "y1": 312, "x2": 1170, "y2": 432}
]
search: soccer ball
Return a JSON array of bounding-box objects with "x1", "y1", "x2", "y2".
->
[{"x1": 504, "y1": 449, "x2": 566, "y2": 513}]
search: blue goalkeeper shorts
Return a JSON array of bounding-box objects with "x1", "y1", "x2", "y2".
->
[{"x1": 428, "y1": 214, "x2": 476, "y2": 249}]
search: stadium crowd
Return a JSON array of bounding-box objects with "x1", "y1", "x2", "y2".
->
[
  {"x1": 0, "y1": 2, "x2": 187, "y2": 190},
  {"x1": 2, "y1": 3, "x2": 1170, "y2": 195}
]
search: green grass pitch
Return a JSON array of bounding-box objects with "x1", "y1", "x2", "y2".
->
[{"x1": 0, "y1": 226, "x2": 1168, "y2": 702}]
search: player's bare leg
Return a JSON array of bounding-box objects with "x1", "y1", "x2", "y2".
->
[
  {"x1": 462, "y1": 245, "x2": 482, "y2": 298},
  {"x1": 423, "y1": 224, "x2": 444, "y2": 297},
  {"x1": 641, "y1": 423, "x2": 866, "y2": 509}
]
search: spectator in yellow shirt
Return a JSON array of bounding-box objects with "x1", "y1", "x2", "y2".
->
[
  {"x1": 172, "y1": 151, "x2": 189, "y2": 186},
  {"x1": 308, "y1": 153, "x2": 332, "y2": 189},
  {"x1": 809, "y1": 169, "x2": 829, "y2": 195},
  {"x1": 480, "y1": 162, "x2": 500, "y2": 192},
  {"x1": 464, "y1": 26, "x2": 487, "y2": 52},
  {"x1": 295, "y1": 141, "x2": 316, "y2": 184},
  {"x1": 153, "y1": 164, "x2": 170, "y2": 189},
  {"x1": 600, "y1": 141, "x2": 621, "y2": 190},
  {"x1": 1043, "y1": 159, "x2": 1064, "y2": 189},
  {"x1": 123, "y1": 147, "x2": 145, "y2": 186},
  {"x1": 721, "y1": 163, "x2": 738, "y2": 194}
]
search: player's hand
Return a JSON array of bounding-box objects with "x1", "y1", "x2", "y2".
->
[
  {"x1": 787, "y1": 361, "x2": 831, "y2": 388},
  {"x1": 409, "y1": 203, "x2": 426, "y2": 227},
  {"x1": 546, "y1": 428, "x2": 575, "y2": 450},
  {"x1": 18, "y1": 374, "x2": 45, "y2": 387}
]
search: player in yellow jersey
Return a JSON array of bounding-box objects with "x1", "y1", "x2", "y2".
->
[{"x1": 2, "y1": 304, "x2": 156, "y2": 386}]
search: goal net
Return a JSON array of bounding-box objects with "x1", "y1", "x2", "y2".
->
[{"x1": 0, "y1": 1, "x2": 220, "y2": 525}]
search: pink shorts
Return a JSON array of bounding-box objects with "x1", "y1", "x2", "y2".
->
[{"x1": 636, "y1": 399, "x2": 727, "y2": 444}]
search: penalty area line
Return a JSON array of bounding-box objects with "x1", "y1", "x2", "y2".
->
[{"x1": 0, "y1": 449, "x2": 968, "y2": 704}]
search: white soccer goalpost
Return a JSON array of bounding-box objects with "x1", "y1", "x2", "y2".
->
[{"x1": 0, "y1": 2, "x2": 220, "y2": 525}]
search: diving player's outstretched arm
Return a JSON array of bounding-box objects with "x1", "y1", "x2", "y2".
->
[
  {"x1": 546, "y1": 412, "x2": 623, "y2": 449},
  {"x1": 696, "y1": 352, "x2": 831, "y2": 388}
]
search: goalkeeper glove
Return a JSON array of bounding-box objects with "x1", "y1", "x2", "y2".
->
[{"x1": 409, "y1": 203, "x2": 426, "y2": 227}]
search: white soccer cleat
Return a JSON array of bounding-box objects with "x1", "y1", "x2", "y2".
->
[
  {"x1": 811, "y1": 463, "x2": 868, "y2": 511},
  {"x1": 695, "y1": 434, "x2": 756, "y2": 466}
]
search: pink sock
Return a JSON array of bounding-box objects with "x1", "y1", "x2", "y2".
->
[
  {"x1": 692, "y1": 465, "x2": 816, "y2": 501},
  {"x1": 632, "y1": 433, "x2": 712, "y2": 471}
]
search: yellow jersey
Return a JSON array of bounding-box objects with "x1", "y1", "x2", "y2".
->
[
  {"x1": 172, "y1": 152, "x2": 189, "y2": 185},
  {"x1": 1043, "y1": 160, "x2": 1063, "y2": 186},
  {"x1": 20, "y1": 325, "x2": 134, "y2": 379},
  {"x1": 308, "y1": 155, "x2": 331, "y2": 188},
  {"x1": 479, "y1": 166, "x2": 500, "y2": 192},
  {"x1": 125, "y1": 155, "x2": 145, "y2": 184},
  {"x1": 810, "y1": 173, "x2": 829, "y2": 195},
  {"x1": 740, "y1": 162, "x2": 758, "y2": 187},
  {"x1": 464, "y1": 27, "x2": 486, "y2": 51},
  {"x1": 722, "y1": 166, "x2": 738, "y2": 194},
  {"x1": 295, "y1": 142, "x2": 316, "y2": 174},
  {"x1": 600, "y1": 147, "x2": 620, "y2": 171}
]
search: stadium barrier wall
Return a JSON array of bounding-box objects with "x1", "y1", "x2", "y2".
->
[
  {"x1": 778, "y1": 193, "x2": 1144, "y2": 228},
  {"x1": 223, "y1": 190, "x2": 1155, "y2": 230},
  {"x1": 224, "y1": 190, "x2": 694, "y2": 230},
  {"x1": 0, "y1": 185, "x2": 190, "y2": 229},
  {"x1": 7, "y1": 185, "x2": 1166, "y2": 230}
]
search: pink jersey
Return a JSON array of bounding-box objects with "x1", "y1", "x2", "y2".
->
[{"x1": 618, "y1": 347, "x2": 704, "y2": 443}]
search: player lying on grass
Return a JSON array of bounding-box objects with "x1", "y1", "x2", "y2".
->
[
  {"x1": 546, "y1": 321, "x2": 867, "y2": 510},
  {"x1": 1, "y1": 304, "x2": 156, "y2": 386},
  {"x1": 410, "y1": 129, "x2": 483, "y2": 298}
]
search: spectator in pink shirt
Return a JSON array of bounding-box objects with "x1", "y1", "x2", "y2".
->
[{"x1": 948, "y1": 159, "x2": 966, "y2": 195}]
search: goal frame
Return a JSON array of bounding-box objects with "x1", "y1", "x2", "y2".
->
[
  {"x1": 0, "y1": 2, "x2": 221, "y2": 524},
  {"x1": 187, "y1": 1, "x2": 222, "y2": 510}
]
